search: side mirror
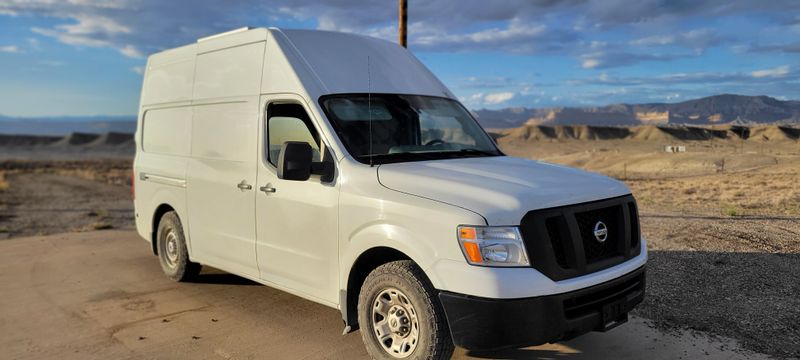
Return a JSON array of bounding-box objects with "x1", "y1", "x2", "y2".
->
[{"x1": 278, "y1": 141, "x2": 312, "y2": 181}]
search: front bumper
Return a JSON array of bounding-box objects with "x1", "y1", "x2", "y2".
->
[{"x1": 438, "y1": 266, "x2": 645, "y2": 351}]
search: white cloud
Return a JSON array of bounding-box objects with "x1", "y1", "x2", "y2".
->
[
  {"x1": 631, "y1": 34, "x2": 675, "y2": 46},
  {"x1": 484, "y1": 92, "x2": 515, "y2": 105},
  {"x1": 32, "y1": 26, "x2": 109, "y2": 47},
  {"x1": 131, "y1": 66, "x2": 144, "y2": 75},
  {"x1": 629, "y1": 29, "x2": 725, "y2": 54},
  {"x1": 751, "y1": 65, "x2": 790, "y2": 78},
  {"x1": 582, "y1": 58, "x2": 600, "y2": 69},
  {"x1": 0, "y1": 45, "x2": 22, "y2": 53},
  {"x1": 27, "y1": 37, "x2": 41, "y2": 51},
  {"x1": 119, "y1": 44, "x2": 142, "y2": 58},
  {"x1": 39, "y1": 60, "x2": 63, "y2": 66}
]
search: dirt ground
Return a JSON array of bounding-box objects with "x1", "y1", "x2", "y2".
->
[
  {"x1": 0, "y1": 231, "x2": 771, "y2": 360},
  {"x1": 0, "y1": 160, "x2": 133, "y2": 239},
  {"x1": 0, "y1": 137, "x2": 799, "y2": 358}
]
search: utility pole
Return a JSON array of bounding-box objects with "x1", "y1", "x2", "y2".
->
[{"x1": 399, "y1": 0, "x2": 407, "y2": 47}]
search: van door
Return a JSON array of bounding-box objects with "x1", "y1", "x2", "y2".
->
[
  {"x1": 255, "y1": 96, "x2": 339, "y2": 305},
  {"x1": 186, "y1": 100, "x2": 259, "y2": 278}
]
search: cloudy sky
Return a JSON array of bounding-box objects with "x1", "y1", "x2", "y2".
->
[{"x1": 1, "y1": 0, "x2": 799, "y2": 117}]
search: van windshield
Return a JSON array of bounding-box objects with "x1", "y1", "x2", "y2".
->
[{"x1": 319, "y1": 94, "x2": 502, "y2": 165}]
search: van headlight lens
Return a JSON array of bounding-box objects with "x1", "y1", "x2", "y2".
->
[{"x1": 457, "y1": 226, "x2": 530, "y2": 267}]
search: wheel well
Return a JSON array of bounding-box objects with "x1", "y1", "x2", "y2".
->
[
  {"x1": 151, "y1": 204, "x2": 175, "y2": 255},
  {"x1": 344, "y1": 247, "x2": 412, "y2": 330}
]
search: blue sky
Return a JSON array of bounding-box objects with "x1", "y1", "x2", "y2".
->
[{"x1": 0, "y1": 0, "x2": 799, "y2": 117}]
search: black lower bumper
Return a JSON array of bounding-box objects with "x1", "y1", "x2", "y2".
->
[{"x1": 439, "y1": 266, "x2": 645, "y2": 351}]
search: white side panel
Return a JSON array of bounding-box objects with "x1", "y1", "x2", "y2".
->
[
  {"x1": 186, "y1": 99, "x2": 259, "y2": 278},
  {"x1": 142, "y1": 107, "x2": 192, "y2": 156},
  {"x1": 190, "y1": 102, "x2": 255, "y2": 160},
  {"x1": 141, "y1": 45, "x2": 196, "y2": 106},
  {"x1": 193, "y1": 42, "x2": 265, "y2": 100}
]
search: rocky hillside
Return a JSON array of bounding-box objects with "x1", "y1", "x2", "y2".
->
[
  {"x1": 0, "y1": 116, "x2": 136, "y2": 136},
  {"x1": 492, "y1": 124, "x2": 800, "y2": 143},
  {"x1": 475, "y1": 94, "x2": 800, "y2": 128}
]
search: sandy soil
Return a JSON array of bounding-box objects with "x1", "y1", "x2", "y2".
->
[
  {"x1": 0, "y1": 160, "x2": 133, "y2": 239},
  {"x1": 0, "y1": 231, "x2": 771, "y2": 360}
]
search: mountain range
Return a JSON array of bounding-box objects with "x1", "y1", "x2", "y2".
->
[
  {"x1": 0, "y1": 115, "x2": 136, "y2": 135},
  {"x1": 473, "y1": 94, "x2": 800, "y2": 129},
  {"x1": 1, "y1": 94, "x2": 799, "y2": 135}
]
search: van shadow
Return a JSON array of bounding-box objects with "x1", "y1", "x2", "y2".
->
[
  {"x1": 465, "y1": 348, "x2": 567, "y2": 360},
  {"x1": 190, "y1": 268, "x2": 261, "y2": 286}
]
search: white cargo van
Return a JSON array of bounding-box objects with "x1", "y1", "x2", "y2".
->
[{"x1": 134, "y1": 27, "x2": 646, "y2": 359}]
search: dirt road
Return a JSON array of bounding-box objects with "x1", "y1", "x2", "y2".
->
[{"x1": 0, "y1": 231, "x2": 771, "y2": 360}]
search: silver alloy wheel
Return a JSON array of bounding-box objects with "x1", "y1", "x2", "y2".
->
[
  {"x1": 371, "y1": 287, "x2": 420, "y2": 358},
  {"x1": 163, "y1": 230, "x2": 179, "y2": 268}
]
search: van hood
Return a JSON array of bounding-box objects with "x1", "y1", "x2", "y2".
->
[{"x1": 377, "y1": 156, "x2": 631, "y2": 225}]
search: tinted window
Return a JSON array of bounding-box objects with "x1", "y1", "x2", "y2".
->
[
  {"x1": 267, "y1": 103, "x2": 320, "y2": 166},
  {"x1": 320, "y1": 94, "x2": 501, "y2": 164}
]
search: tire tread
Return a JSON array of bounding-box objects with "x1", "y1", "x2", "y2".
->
[{"x1": 358, "y1": 260, "x2": 454, "y2": 360}]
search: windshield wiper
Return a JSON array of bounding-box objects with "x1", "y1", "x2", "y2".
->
[
  {"x1": 360, "y1": 148, "x2": 500, "y2": 164},
  {"x1": 360, "y1": 152, "x2": 442, "y2": 164},
  {"x1": 455, "y1": 148, "x2": 500, "y2": 156}
]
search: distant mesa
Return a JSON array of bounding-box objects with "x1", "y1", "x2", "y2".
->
[
  {"x1": 0, "y1": 132, "x2": 133, "y2": 148},
  {"x1": 475, "y1": 94, "x2": 800, "y2": 129},
  {"x1": 51, "y1": 132, "x2": 101, "y2": 146},
  {"x1": 0, "y1": 134, "x2": 61, "y2": 147},
  {"x1": 494, "y1": 124, "x2": 800, "y2": 143},
  {"x1": 0, "y1": 117, "x2": 136, "y2": 136}
]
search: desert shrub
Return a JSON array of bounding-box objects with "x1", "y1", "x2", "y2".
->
[
  {"x1": 724, "y1": 205, "x2": 739, "y2": 217},
  {"x1": 0, "y1": 172, "x2": 8, "y2": 191}
]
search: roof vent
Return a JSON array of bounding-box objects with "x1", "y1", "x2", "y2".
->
[{"x1": 198, "y1": 27, "x2": 252, "y2": 42}]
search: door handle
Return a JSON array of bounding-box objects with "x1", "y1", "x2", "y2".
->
[
  {"x1": 237, "y1": 180, "x2": 253, "y2": 191},
  {"x1": 260, "y1": 185, "x2": 277, "y2": 193}
]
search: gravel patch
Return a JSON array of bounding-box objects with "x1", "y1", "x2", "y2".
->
[
  {"x1": 636, "y1": 208, "x2": 800, "y2": 359},
  {"x1": 635, "y1": 251, "x2": 800, "y2": 359}
]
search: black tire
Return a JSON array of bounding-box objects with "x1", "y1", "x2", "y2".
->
[
  {"x1": 358, "y1": 260, "x2": 454, "y2": 360},
  {"x1": 156, "y1": 211, "x2": 201, "y2": 282}
]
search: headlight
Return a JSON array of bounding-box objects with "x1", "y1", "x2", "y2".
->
[{"x1": 457, "y1": 226, "x2": 530, "y2": 267}]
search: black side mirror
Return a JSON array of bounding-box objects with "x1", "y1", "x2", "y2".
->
[{"x1": 278, "y1": 141, "x2": 312, "y2": 181}]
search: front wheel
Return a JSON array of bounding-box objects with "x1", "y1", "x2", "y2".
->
[{"x1": 358, "y1": 260, "x2": 454, "y2": 360}]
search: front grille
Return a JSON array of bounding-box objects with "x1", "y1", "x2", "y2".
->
[
  {"x1": 575, "y1": 205, "x2": 623, "y2": 263},
  {"x1": 520, "y1": 194, "x2": 641, "y2": 281},
  {"x1": 629, "y1": 202, "x2": 640, "y2": 250},
  {"x1": 545, "y1": 217, "x2": 569, "y2": 268}
]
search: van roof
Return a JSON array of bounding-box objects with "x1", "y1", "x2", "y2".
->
[{"x1": 144, "y1": 27, "x2": 454, "y2": 102}]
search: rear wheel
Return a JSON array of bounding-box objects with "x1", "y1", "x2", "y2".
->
[
  {"x1": 358, "y1": 260, "x2": 454, "y2": 360},
  {"x1": 156, "y1": 211, "x2": 201, "y2": 281}
]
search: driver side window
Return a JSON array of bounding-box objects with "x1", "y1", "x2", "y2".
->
[{"x1": 267, "y1": 103, "x2": 321, "y2": 166}]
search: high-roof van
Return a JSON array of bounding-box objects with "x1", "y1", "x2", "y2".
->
[{"x1": 133, "y1": 27, "x2": 646, "y2": 360}]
